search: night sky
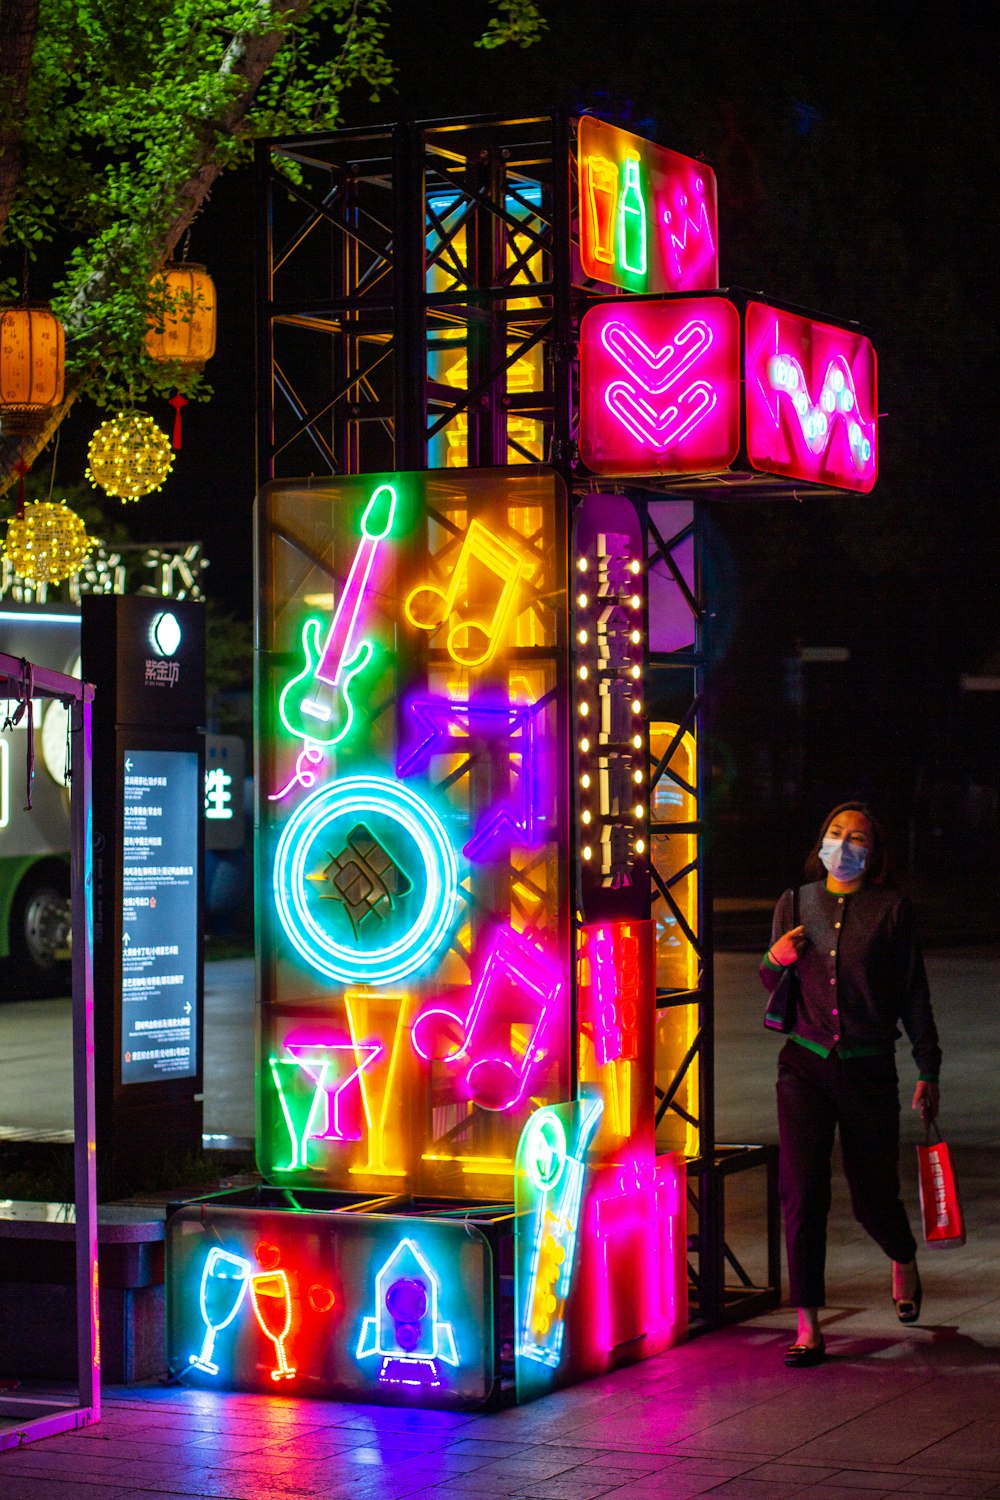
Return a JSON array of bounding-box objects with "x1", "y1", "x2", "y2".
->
[{"x1": 47, "y1": 1, "x2": 998, "y2": 886}]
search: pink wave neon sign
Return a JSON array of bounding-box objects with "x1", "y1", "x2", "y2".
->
[
  {"x1": 745, "y1": 302, "x2": 878, "y2": 493},
  {"x1": 579, "y1": 298, "x2": 740, "y2": 478}
]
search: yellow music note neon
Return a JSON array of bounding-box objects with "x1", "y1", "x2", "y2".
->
[{"x1": 404, "y1": 518, "x2": 529, "y2": 667}]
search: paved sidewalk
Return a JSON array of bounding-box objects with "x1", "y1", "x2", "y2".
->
[{"x1": 2, "y1": 1164, "x2": 998, "y2": 1500}]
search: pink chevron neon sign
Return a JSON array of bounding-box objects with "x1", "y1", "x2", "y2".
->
[
  {"x1": 745, "y1": 302, "x2": 878, "y2": 493},
  {"x1": 579, "y1": 298, "x2": 740, "y2": 478}
]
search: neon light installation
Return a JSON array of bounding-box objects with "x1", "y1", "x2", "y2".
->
[
  {"x1": 356, "y1": 1237, "x2": 459, "y2": 1388},
  {"x1": 272, "y1": 776, "x2": 459, "y2": 986},
  {"x1": 412, "y1": 924, "x2": 564, "y2": 1112},
  {"x1": 586, "y1": 924, "x2": 640, "y2": 1068},
  {"x1": 579, "y1": 299, "x2": 740, "y2": 478},
  {"x1": 250, "y1": 1269, "x2": 297, "y2": 1381},
  {"x1": 278, "y1": 482, "x2": 397, "y2": 746},
  {"x1": 404, "y1": 518, "x2": 529, "y2": 668},
  {"x1": 398, "y1": 694, "x2": 548, "y2": 858},
  {"x1": 744, "y1": 302, "x2": 878, "y2": 493},
  {"x1": 189, "y1": 1248, "x2": 251, "y2": 1375},
  {"x1": 661, "y1": 173, "x2": 716, "y2": 287},
  {"x1": 583, "y1": 155, "x2": 617, "y2": 265},
  {"x1": 345, "y1": 991, "x2": 412, "y2": 1178},
  {"x1": 518, "y1": 1096, "x2": 603, "y2": 1368},
  {"x1": 591, "y1": 1152, "x2": 686, "y2": 1353}
]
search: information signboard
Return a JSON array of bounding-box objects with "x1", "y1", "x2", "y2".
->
[{"x1": 121, "y1": 746, "x2": 199, "y2": 1084}]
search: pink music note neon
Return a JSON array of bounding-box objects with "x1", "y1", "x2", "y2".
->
[{"x1": 411, "y1": 926, "x2": 564, "y2": 1112}]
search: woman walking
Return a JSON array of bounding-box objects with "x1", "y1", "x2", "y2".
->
[{"x1": 760, "y1": 801, "x2": 941, "y2": 1367}]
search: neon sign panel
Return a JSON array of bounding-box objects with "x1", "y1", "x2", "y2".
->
[
  {"x1": 579, "y1": 299, "x2": 741, "y2": 478},
  {"x1": 745, "y1": 302, "x2": 878, "y2": 493}
]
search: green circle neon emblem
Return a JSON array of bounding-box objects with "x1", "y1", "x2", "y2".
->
[
  {"x1": 522, "y1": 1110, "x2": 567, "y2": 1193},
  {"x1": 273, "y1": 776, "x2": 459, "y2": 987}
]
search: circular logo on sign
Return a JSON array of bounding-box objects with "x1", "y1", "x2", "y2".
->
[{"x1": 150, "y1": 611, "x2": 182, "y2": 657}]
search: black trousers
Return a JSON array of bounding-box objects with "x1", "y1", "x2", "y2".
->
[{"x1": 776, "y1": 1040, "x2": 917, "y2": 1308}]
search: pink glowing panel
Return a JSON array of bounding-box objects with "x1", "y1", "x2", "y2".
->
[
  {"x1": 745, "y1": 302, "x2": 878, "y2": 493},
  {"x1": 578, "y1": 116, "x2": 719, "y2": 293},
  {"x1": 579, "y1": 297, "x2": 740, "y2": 478}
]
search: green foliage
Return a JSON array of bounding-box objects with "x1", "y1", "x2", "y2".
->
[
  {"x1": 1, "y1": 0, "x2": 545, "y2": 418},
  {"x1": 477, "y1": 0, "x2": 547, "y2": 49}
]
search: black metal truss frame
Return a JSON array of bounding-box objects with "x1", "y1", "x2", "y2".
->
[{"x1": 255, "y1": 111, "x2": 780, "y2": 1329}]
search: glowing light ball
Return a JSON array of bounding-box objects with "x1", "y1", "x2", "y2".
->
[
  {"x1": 86, "y1": 411, "x2": 174, "y2": 499},
  {"x1": 4, "y1": 501, "x2": 94, "y2": 584}
]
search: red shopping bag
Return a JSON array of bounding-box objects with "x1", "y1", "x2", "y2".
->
[{"x1": 917, "y1": 1123, "x2": 966, "y2": 1248}]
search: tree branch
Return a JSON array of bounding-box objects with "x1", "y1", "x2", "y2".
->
[
  {"x1": 0, "y1": 0, "x2": 41, "y2": 241},
  {"x1": 0, "y1": 0, "x2": 318, "y2": 495}
]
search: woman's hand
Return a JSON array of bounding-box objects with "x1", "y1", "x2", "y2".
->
[
  {"x1": 768, "y1": 925, "x2": 808, "y2": 968},
  {"x1": 912, "y1": 1080, "x2": 940, "y2": 1123}
]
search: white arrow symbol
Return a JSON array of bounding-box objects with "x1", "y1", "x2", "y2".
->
[
  {"x1": 184, "y1": 1001, "x2": 192, "y2": 1014},
  {"x1": 125, "y1": 757, "x2": 133, "y2": 772},
  {"x1": 123, "y1": 933, "x2": 131, "y2": 945}
]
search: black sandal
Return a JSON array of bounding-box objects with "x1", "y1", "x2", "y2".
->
[
  {"x1": 784, "y1": 1337, "x2": 826, "y2": 1368},
  {"x1": 894, "y1": 1267, "x2": 923, "y2": 1324}
]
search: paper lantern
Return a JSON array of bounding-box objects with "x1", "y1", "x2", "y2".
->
[
  {"x1": 4, "y1": 501, "x2": 94, "y2": 585},
  {"x1": 86, "y1": 411, "x2": 174, "y2": 500},
  {"x1": 145, "y1": 263, "x2": 216, "y2": 367},
  {"x1": 0, "y1": 304, "x2": 66, "y2": 430}
]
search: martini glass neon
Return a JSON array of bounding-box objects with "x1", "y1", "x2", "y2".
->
[
  {"x1": 190, "y1": 1248, "x2": 251, "y2": 1375},
  {"x1": 251, "y1": 1270, "x2": 297, "y2": 1380}
]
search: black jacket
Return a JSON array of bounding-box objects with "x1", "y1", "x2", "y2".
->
[{"x1": 760, "y1": 881, "x2": 942, "y2": 1080}]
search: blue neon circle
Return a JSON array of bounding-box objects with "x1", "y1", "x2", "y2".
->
[{"x1": 272, "y1": 775, "x2": 459, "y2": 986}]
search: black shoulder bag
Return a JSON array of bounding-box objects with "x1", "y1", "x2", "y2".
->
[{"x1": 763, "y1": 885, "x2": 800, "y2": 1033}]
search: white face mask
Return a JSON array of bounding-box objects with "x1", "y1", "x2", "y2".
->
[{"x1": 819, "y1": 837, "x2": 869, "y2": 882}]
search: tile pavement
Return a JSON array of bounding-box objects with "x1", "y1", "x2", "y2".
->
[
  {"x1": 2, "y1": 1234, "x2": 999, "y2": 1500},
  {"x1": 2, "y1": 949, "x2": 997, "y2": 1497}
]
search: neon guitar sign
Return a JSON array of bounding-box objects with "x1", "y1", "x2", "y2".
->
[{"x1": 279, "y1": 482, "x2": 397, "y2": 746}]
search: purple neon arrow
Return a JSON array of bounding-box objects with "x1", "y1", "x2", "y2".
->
[{"x1": 397, "y1": 695, "x2": 547, "y2": 859}]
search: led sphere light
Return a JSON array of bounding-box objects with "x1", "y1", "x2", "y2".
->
[
  {"x1": 86, "y1": 411, "x2": 174, "y2": 500},
  {"x1": 4, "y1": 501, "x2": 93, "y2": 584}
]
